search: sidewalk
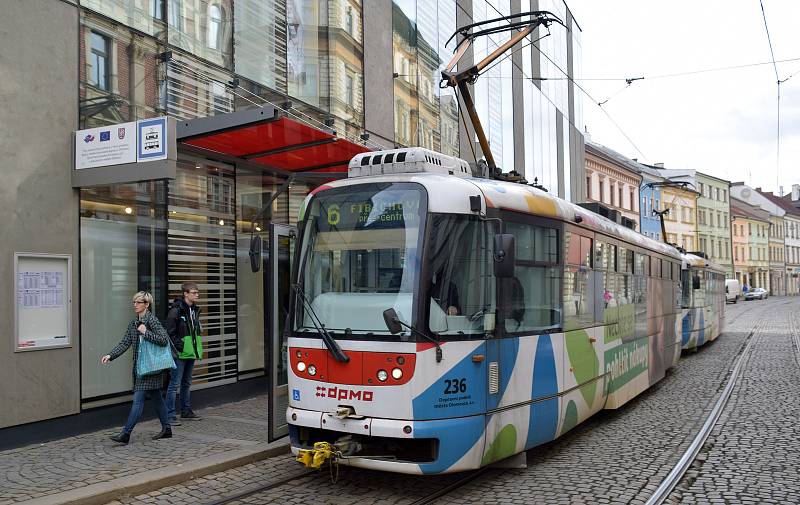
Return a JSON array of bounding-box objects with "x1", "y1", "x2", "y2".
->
[{"x1": 0, "y1": 394, "x2": 288, "y2": 505}]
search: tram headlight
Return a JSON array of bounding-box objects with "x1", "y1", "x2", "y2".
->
[
  {"x1": 297, "y1": 361, "x2": 307, "y2": 372},
  {"x1": 391, "y1": 368, "x2": 403, "y2": 380},
  {"x1": 308, "y1": 365, "x2": 317, "y2": 376},
  {"x1": 377, "y1": 369, "x2": 388, "y2": 382}
]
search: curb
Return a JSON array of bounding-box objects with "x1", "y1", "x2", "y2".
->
[{"x1": 20, "y1": 441, "x2": 289, "y2": 505}]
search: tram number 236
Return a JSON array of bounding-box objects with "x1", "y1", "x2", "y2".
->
[{"x1": 443, "y1": 378, "x2": 467, "y2": 394}]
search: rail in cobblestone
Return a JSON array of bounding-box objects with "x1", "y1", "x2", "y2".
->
[{"x1": 647, "y1": 298, "x2": 797, "y2": 505}]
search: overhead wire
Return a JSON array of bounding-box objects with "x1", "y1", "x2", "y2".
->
[
  {"x1": 759, "y1": 0, "x2": 782, "y2": 193},
  {"x1": 478, "y1": 0, "x2": 649, "y2": 161}
]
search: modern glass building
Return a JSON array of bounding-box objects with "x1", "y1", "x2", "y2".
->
[{"x1": 0, "y1": 0, "x2": 584, "y2": 429}]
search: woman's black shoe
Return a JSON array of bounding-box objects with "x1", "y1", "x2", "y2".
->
[
  {"x1": 111, "y1": 432, "x2": 130, "y2": 444},
  {"x1": 152, "y1": 427, "x2": 173, "y2": 440}
]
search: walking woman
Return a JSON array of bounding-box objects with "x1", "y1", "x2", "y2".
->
[{"x1": 101, "y1": 291, "x2": 173, "y2": 444}]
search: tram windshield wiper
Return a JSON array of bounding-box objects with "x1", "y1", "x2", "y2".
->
[
  {"x1": 382, "y1": 308, "x2": 443, "y2": 363},
  {"x1": 294, "y1": 283, "x2": 350, "y2": 363}
]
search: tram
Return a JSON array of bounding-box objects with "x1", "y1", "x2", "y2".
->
[
  {"x1": 678, "y1": 254, "x2": 726, "y2": 350},
  {"x1": 285, "y1": 147, "x2": 724, "y2": 474}
]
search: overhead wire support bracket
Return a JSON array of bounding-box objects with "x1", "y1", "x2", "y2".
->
[{"x1": 440, "y1": 11, "x2": 565, "y2": 182}]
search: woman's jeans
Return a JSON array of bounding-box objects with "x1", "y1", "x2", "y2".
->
[
  {"x1": 166, "y1": 358, "x2": 195, "y2": 419},
  {"x1": 123, "y1": 389, "x2": 170, "y2": 434}
]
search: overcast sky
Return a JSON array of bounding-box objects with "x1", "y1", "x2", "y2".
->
[{"x1": 566, "y1": 0, "x2": 800, "y2": 195}]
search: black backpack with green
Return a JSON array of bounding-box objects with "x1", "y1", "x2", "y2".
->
[{"x1": 166, "y1": 298, "x2": 203, "y2": 360}]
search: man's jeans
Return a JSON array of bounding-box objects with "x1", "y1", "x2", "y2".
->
[
  {"x1": 166, "y1": 358, "x2": 195, "y2": 419},
  {"x1": 123, "y1": 389, "x2": 170, "y2": 434}
]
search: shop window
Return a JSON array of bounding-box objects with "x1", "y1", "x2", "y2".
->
[{"x1": 80, "y1": 181, "x2": 168, "y2": 400}]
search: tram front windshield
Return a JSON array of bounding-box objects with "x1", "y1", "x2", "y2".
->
[{"x1": 295, "y1": 183, "x2": 425, "y2": 335}]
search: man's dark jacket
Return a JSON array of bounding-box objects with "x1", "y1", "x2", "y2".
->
[{"x1": 166, "y1": 297, "x2": 202, "y2": 359}]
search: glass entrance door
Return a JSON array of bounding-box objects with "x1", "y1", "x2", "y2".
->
[{"x1": 267, "y1": 223, "x2": 295, "y2": 441}]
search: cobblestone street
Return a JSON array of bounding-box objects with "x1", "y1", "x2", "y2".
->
[
  {"x1": 50, "y1": 297, "x2": 796, "y2": 505},
  {"x1": 0, "y1": 396, "x2": 285, "y2": 505}
]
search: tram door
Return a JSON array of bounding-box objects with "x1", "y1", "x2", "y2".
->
[{"x1": 267, "y1": 224, "x2": 296, "y2": 442}]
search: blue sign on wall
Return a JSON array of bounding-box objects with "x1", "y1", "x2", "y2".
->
[{"x1": 137, "y1": 117, "x2": 167, "y2": 161}]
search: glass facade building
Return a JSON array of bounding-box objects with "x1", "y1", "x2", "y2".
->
[{"x1": 71, "y1": 0, "x2": 585, "y2": 408}]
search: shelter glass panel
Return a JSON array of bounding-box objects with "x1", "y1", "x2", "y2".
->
[
  {"x1": 169, "y1": 158, "x2": 237, "y2": 386},
  {"x1": 80, "y1": 181, "x2": 168, "y2": 400}
]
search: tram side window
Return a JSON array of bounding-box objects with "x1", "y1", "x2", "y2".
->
[
  {"x1": 680, "y1": 268, "x2": 691, "y2": 308},
  {"x1": 427, "y1": 214, "x2": 496, "y2": 336},
  {"x1": 563, "y1": 231, "x2": 593, "y2": 330},
  {"x1": 693, "y1": 271, "x2": 706, "y2": 308},
  {"x1": 633, "y1": 252, "x2": 648, "y2": 339},
  {"x1": 502, "y1": 221, "x2": 560, "y2": 333}
]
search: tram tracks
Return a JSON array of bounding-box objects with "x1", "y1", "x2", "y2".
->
[
  {"x1": 646, "y1": 297, "x2": 797, "y2": 505},
  {"x1": 202, "y1": 463, "x2": 493, "y2": 505}
]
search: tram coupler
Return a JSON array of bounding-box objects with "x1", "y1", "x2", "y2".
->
[{"x1": 296, "y1": 441, "x2": 337, "y2": 469}]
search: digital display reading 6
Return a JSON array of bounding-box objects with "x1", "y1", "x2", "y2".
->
[{"x1": 318, "y1": 197, "x2": 420, "y2": 232}]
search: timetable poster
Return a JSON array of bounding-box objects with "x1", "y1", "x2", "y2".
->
[{"x1": 15, "y1": 255, "x2": 71, "y2": 351}]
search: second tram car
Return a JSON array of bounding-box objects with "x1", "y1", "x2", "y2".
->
[
  {"x1": 286, "y1": 148, "x2": 725, "y2": 474},
  {"x1": 679, "y1": 254, "x2": 726, "y2": 350}
]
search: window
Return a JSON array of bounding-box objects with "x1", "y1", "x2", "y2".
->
[
  {"x1": 150, "y1": 0, "x2": 164, "y2": 20},
  {"x1": 599, "y1": 180, "x2": 605, "y2": 204},
  {"x1": 618, "y1": 186, "x2": 624, "y2": 208},
  {"x1": 345, "y1": 73, "x2": 355, "y2": 107},
  {"x1": 90, "y1": 32, "x2": 110, "y2": 91},
  {"x1": 345, "y1": 6, "x2": 354, "y2": 36},
  {"x1": 502, "y1": 221, "x2": 560, "y2": 333},
  {"x1": 630, "y1": 188, "x2": 635, "y2": 211},
  {"x1": 723, "y1": 189, "x2": 727, "y2": 202},
  {"x1": 208, "y1": 4, "x2": 224, "y2": 50},
  {"x1": 586, "y1": 176, "x2": 592, "y2": 199},
  {"x1": 564, "y1": 231, "x2": 593, "y2": 330},
  {"x1": 169, "y1": 0, "x2": 182, "y2": 30}
]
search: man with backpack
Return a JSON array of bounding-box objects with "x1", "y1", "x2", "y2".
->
[{"x1": 165, "y1": 282, "x2": 203, "y2": 425}]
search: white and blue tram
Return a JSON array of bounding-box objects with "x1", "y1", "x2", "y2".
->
[
  {"x1": 679, "y1": 254, "x2": 726, "y2": 350},
  {"x1": 285, "y1": 148, "x2": 725, "y2": 474}
]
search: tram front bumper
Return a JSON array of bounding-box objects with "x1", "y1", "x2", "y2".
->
[{"x1": 287, "y1": 407, "x2": 485, "y2": 474}]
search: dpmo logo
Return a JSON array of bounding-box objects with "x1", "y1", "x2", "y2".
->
[{"x1": 315, "y1": 386, "x2": 374, "y2": 402}]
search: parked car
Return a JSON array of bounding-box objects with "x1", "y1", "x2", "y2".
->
[
  {"x1": 744, "y1": 287, "x2": 768, "y2": 300},
  {"x1": 725, "y1": 279, "x2": 741, "y2": 303}
]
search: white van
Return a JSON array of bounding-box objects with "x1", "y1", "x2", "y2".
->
[{"x1": 725, "y1": 279, "x2": 741, "y2": 303}]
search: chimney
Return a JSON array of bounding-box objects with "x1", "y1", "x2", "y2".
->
[
  {"x1": 780, "y1": 185, "x2": 784, "y2": 197},
  {"x1": 654, "y1": 162, "x2": 664, "y2": 168},
  {"x1": 792, "y1": 184, "x2": 800, "y2": 201}
]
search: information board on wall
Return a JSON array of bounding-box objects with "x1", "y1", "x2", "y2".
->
[
  {"x1": 15, "y1": 253, "x2": 71, "y2": 351},
  {"x1": 74, "y1": 117, "x2": 168, "y2": 170}
]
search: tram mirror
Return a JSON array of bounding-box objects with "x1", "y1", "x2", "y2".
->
[
  {"x1": 382, "y1": 308, "x2": 403, "y2": 334},
  {"x1": 249, "y1": 235, "x2": 262, "y2": 273},
  {"x1": 692, "y1": 274, "x2": 701, "y2": 290},
  {"x1": 494, "y1": 234, "x2": 516, "y2": 278}
]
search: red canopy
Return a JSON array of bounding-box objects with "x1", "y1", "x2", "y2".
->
[{"x1": 177, "y1": 106, "x2": 369, "y2": 174}]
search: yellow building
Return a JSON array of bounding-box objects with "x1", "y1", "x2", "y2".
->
[
  {"x1": 731, "y1": 197, "x2": 770, "y2": 290},
  {"x1": 661, "y1": 184, "x2": 698, "y2": 251}
]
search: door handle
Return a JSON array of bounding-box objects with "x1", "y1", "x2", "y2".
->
[{"x1": 588, "y1": 337, "x2": 597, "y2": 344}]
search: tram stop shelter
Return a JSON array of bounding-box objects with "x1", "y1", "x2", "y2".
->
[{"x1": 70, "y1": 105, "x2": 370, "y2": 442}]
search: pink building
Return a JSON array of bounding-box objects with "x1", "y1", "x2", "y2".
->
[{"x1": 584, "y1": 141, "x2": 642, "y2": 229}]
